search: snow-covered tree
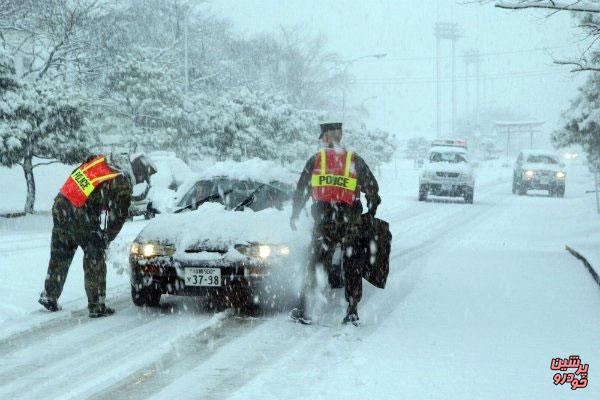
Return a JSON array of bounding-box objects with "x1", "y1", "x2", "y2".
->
[
  {"x1": 95, "y1": 53, "x2": 184, "y2": 153},
  {"x1": 553, "y1": 73, "x2": 600, "y2": 170},
  {"x1": 0, "y1": 49, "x2": 89, "y2": 213},
  {"x1": 344, "y1": 126, "x2": 397, "y2": 169},
  {"x1": 183, "y1": 90, "x2": 320, "y2": 163},
  {"x1": 404, "y1": 137, "x2": 430, "y2": 161}
]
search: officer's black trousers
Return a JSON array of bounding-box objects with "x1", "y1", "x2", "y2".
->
[{"x1": 43, "y1": 203, "x2": 107, "y2": 309}]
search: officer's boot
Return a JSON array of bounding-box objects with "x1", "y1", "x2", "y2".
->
[
  {"x1": 342, "y1": 301, "x2": 359, "y2": 326},
  {"x1": 89, "y1": 303, "x2": 115, "y2": 318},
  {"x1": 38, "y1": 292, "x2": 61, "y2": 312}
]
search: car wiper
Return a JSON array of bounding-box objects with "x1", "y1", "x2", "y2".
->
[
  {"x1": 234, "y1": 184, "x2": 266, "y2": 211},
  {"x1": 174, "y1": 189, "x2": 233, "y2": 214}
]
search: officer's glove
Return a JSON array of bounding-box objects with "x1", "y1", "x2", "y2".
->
[{"x1": 290, "y1": 217, "x2": 298, "y2": 231}]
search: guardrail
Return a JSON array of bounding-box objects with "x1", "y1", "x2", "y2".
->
[{"x1": 565, "y1": 245, "x2": 600, "y2": 288}]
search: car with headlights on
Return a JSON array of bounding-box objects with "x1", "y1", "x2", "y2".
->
[
  {"x1": 129, "y1": 161, "x2": 309, "y2": 310},
  {"x1": 419, "y1": 140, "x2": 475, "y2": 203},
  {"x1": 513, "y1": 150, "x2": 566, "y2": 197}
]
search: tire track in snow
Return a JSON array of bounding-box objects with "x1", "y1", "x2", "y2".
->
[
  {"x1": 0, "y1": 309, "x2": 231, "y2": 400},
  {"x1": 87, "y1": 315, "x2": 267, "y2": 400},
  {"x1": 0, "y1": 296, "x2": 131, "y2": 352},
  {"x1": 0, "y1": 310, "x2": 160, "y2": 383}
]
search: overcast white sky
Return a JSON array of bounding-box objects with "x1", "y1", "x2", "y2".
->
[{"x1": 210, "y1": 0, "x2": 588, "y2": 140}]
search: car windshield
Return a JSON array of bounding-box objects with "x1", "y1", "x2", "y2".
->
[
  {"x1": 526, "y1": 155, "x2": 558, "y2": 164},
  {"x1": 429, "y1": 151, "x2": 468, "y2": 163},
  {"x1": 177, "y1": 178, "x2": 292, "y2": 212}
]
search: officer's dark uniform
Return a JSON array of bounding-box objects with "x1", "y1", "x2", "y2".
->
[
  {"x1": 40, "y1": 156, "x2": 132, "y2": 317},
  {"x1": 290, "y1": 123, "x2": 380, "y2": 324}
]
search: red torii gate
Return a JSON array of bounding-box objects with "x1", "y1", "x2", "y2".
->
[{"x1": 495, "y1": 120, "x2": 545, "y2": 158}]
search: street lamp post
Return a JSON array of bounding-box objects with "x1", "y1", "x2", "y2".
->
[{"x1": 341, "y1": 53, "x2": 386, "y2": 121}]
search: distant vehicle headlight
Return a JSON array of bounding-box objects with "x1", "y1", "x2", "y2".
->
[
  {"x1": 258, "y1": 245, "x2": 272, "y2": 258},
  {"x1": 556, "y1": 171, "x2": 566, "y2": 179},
  {"x1": 235, "y1": 244, "x2": 290, "y2": 259},
  {"x1": 524, "y1": 170, "x2": 535, "y2": 178},
  {"x1": 131, "y1": 242, "x2": 175, "y2": 258}
]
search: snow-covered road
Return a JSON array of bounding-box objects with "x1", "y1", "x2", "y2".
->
[{"x1": 1, "y1": 162, "x2": 599, "y2": 399}]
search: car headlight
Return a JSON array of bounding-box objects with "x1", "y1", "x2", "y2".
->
[
  {"x1": 235, "y1": 244, "x2": 290, "y2": 259},
  {"x1": 524, "y1": 170, "x2": 535, "y2": 178},
  {"x1": 131, "y1": 242, "x2": 175, "y2": 258},
  {"x1": 556, "y1": 171, "x2": 566, "y2": 179}
]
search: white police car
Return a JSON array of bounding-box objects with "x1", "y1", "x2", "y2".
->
[{"x1": 418, "y1": 139, "x2": 475, "y2": 204}]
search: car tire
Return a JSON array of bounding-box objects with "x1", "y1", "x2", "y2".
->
[
  {"x1": 557, "y1": 187, "x2": 565, "y2": 198},
  {"x1": 131, "y1": 284, "x2": 161, "y2": 307},
  {"x1": 464, "y1": 187, "x2": 474, "y2": 204},
  {"x1": 517, "y1": 183, "x2": 526, "y2": 196},
  {"x1": 418, "y1": 184, "x2": 428, "y2": 201},
  {"x1": 512, "y1": 178, "x2": 517, "y2": 194}
]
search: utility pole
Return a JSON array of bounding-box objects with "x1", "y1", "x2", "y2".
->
[
  {"x1": 451, "y1": 38, "x2": 456, "y2": 137},
  {"x1": 436, "y1": 36, "x2": 441, "y2": 138},
  {"x1": 434, "y1": 22, "x2": 460, "y2": 138},
  {"x1": 463, "y1": 50, "x2": 482, "y2": 128},
  {"x1": 184, "y1": 15, "x2": 189, "y2": 93},
  {"x1": 475, "y1": 57, "x2": 481, "y2": 127}
]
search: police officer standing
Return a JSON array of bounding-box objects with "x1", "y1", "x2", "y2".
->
[
  {"x1": 38, "y1": 152, "x2": 133, "y2": 318},
  {"x1": 289, "y1": 123, "x2": 381, "y2": 326}
]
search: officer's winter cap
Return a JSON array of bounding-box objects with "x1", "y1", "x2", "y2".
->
[
  {"x1": 107, "y1": 152, "x2": 135, "y2": 184},
  {"x1": 319, "y1": 122, "x2": 342, "y2": 139}
]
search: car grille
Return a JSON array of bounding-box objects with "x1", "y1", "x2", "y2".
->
[
  {"x1": 436, "y1": 172, "x2": 460, "y2": 178},
  {"x1": 184, "y1": 242, "x2": 228, "y2": 254},
  {"x1": 538, "y1": 170, "x2": 555, "y2": 178}
]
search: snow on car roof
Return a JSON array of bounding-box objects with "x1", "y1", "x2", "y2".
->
[
  {"x1": 520, "y1": 149, "x2": 559, "y2": 157},
  {"x1": 177, "y1": 158, "x2": 299, "y2": 198},
  {"x1": 429, "y1": 146, "x2": 467, "y2": 154},
  {"x1": 198, "y1": 158, "x2": 298, "y2": 183}
]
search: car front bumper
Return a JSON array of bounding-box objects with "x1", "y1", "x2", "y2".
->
[
  {"x1": 130, "y1": 257, "x2": 271, "y2": 296},
  {"x1": 420, "y1": 177, "x2": 473, "y2": 197},
  {"x1": 521, "y1": 177, "x2": 565, "y2": 190}
]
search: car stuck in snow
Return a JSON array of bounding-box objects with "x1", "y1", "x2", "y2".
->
[{"x1": 128, "y1": 160, "x2": 310, "y2": 310}]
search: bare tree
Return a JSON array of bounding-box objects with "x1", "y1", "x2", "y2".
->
[
  {"x1": 0, "y1": 0, "x2": 107, "y2": 81},
  {"x1": 477, "y1": 1, "x2": 600, "y2": 71},
  {"x1": 494, "y1": 1, "x2": 600, "y2": 13}
]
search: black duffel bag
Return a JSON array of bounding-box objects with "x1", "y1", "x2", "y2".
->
[{"x1": 358, "y1": 215, "x2": 392, "y2": 289}]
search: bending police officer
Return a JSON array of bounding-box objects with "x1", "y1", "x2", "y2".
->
[
  {"x1": 38, "y1": 152, "x2": 133, "y2": 318},
  {"x1": 289, "y1": 123, "x2": 381, "y2": 325}
]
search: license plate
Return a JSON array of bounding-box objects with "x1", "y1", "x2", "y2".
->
[
  {"x1": 539, "y1": 178, "x2": 549, "y2": 185},
  {"x1": 185, "y1": 268, "x2": 221, "y2": 287},
  {"x1": 441, "y1": 183, "x2": 452, "y2": 191}
]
